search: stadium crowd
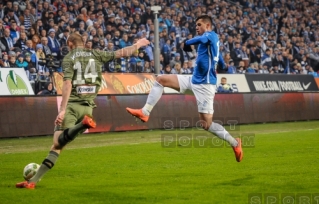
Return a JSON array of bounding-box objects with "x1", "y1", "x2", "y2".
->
[{"x1": 0, "y1": 0, "x2": 319, "y2": 82}]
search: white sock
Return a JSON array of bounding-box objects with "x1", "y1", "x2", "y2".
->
[
  {"x1": 208, "y1": 122, "x2": 238, "y2": 147},
  {"x1": 142, "y1": 81, "x2": 164, "y2": 116}
]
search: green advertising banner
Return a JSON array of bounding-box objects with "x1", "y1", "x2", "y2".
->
[{"x1": 0, "y1": 68, "x2": 34, "y2": 95}]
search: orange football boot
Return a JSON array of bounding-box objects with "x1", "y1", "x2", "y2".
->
[
  {"x1": 126, "y1": 108, "x2": 149, "y2": 122},
  {"x1": 16, "y1": 181, "x2": 36, "y2": 189},
  {"x1": 82, "y1": 115, "x2": 96, "y2": 128},
  {"x1": 232, "y1": 138, "x2": 243, "y2": 162}
]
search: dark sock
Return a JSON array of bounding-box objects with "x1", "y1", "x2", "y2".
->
[
  {"x1": 29, "y1": 151, "x2": 59, "y2": 183},
  {"x1": 58, "y1": 121, "x2": 88, "y2": 147}
]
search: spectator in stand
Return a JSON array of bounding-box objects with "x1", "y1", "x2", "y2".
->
[
  {"x1": 40, "y1": 29, "x2": 47, "y2": 39},
  {"x1": 237, "y1": 65, "x2": 246, "y2": 74},
  {"x1": 173, "y1": 63, "x2": 183, "y2": 74},
  {"x1": 15, "y1": 54, "x2": 28, "y2": 70},
  {"x1": 162, "y1": 38, "x2": 172, "y2": 66},
  {"x1": 231, "y1": 42, "x2": 244, "y2": 67},
  {"x1": 33, "y1": 19, "x2": 44, "y2": 37},
  {"x1": 6, "y1": 9, "x2": 20, "y2": 26},
  {"x1": 160, "y1": 64, "x2": 174, "y2": 74},
  {"x1": 9, "y1": 21, "x2": 19, "y2": 44},
  {"x1": 169, "y1": 53, "x2": 182, "y2": 69},
  {"x1": 224, "y1": 36, "x2": 235, "y2": 53},
  {"x1": 40, "y1": 37, "x2": 52, "y2": 57},
  {"x1": 284, "y1": 53, "x2": 295, "y2": 74},
  {"x1": 37, "y1": 82, "x2": 56, "y2": 95},
  {"x1": 272, "y1": 52, "x2": 285, "y2": 73},
  {"x1": 227, "y1": 60, "x2": 237, "y2": 74},
  {"x1": 259, "y1": 64, "x2": 270, "y2": 74},
  {"x1": 0, "y1": 53, "x2": 10, "y2": 67},
  {"x1": 33, "y1": 44, "x2": 49, "y2": 81},
  {"x1": 31, "y1": 35, "x2": 40, "y2": 50},
  {"x1": 0, "y1": 28, "x2": 14, "y2": 53},
  {"x1": 112, "y1": 30, "x2": 121, "y2": 50},
  {"x1": 186, "y1": 61, "x2": 194, "y2": 74},
  {"x1": 246, "y1": 63, "x2": 257, "y2": 74},
  {"x1": 14, "y1": 32, "x2": 28, "y2": 51},
  {"x1": 25, "y1": 39, "x2": 35, "y2": 55},
  {"x1": 144, "y1": 61, "x2": 153, "y2": 73},
  {"x1": 261, "y1": 48, "x2": 273, "y2": 70},
  {"x1": 8, "y1": 55, "x2": 16, "y2": 67},
  {"x1": 217, "y1": 77, "x2": 233, "y2": 93},
  {"x1": 19, "y1": 8, "x2": 33, "y2": 30},
  {"x1": 47, "y1": 29, "x2": 60, "y2": 57},
  {"x1": 180, "y1": 62, "x2": 188, "y2": 74},
  {"x1": 24, "y1": 52, "x2": 37, "y2": 80},
  {"x1": 27, "y1": 27, "x2": 37, "y2": 40},
  {"x1": 59, "y1": 29, "x2": 69, "y2": 48}
]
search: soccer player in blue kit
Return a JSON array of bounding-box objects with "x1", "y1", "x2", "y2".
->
[{"x1": 126, "y1": 14, "x2": 243, "y2": 162}]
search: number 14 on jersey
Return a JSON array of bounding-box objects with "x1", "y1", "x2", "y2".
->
[{"x1": 73, "y1": 59, "x2": 98, "y2": 85}]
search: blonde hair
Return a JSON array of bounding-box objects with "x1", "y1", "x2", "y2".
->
[{"x1": 67, "y1": 33, "x2": 84, "y2": 46}]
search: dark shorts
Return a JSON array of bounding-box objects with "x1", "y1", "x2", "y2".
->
[{"x1": 54, "y1": 102, "x2": 93, "y2": 132}]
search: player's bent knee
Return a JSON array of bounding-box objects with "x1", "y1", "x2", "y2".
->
[{"x1": 156, "y1": 76, "x2": 166, "y2": 85}]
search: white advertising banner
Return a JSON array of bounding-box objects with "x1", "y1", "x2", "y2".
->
[
  {"x1": 164, "y1": 74, "x2": 251, "y2": 93},
  {"x1": 0, "y1": 68, "x2": 34, "y2": 95}
]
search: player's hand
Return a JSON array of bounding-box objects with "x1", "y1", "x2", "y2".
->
[
  {"x1": 55, "y1": 110, "x2": 65, "y2": 126},
  {"x1": 137, "y1": 38, "x2": 150, "y2": 47},
  {"x1": 183, "y1": 40, "x2": 193, "y2": 52}
]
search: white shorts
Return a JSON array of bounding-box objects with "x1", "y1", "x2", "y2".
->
[{"x1": 177, "y1": 75, "x2": 215, "y2": 114}]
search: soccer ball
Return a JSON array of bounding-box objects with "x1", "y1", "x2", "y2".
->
[
  {"x1": 23, "y1": 163, "x2": 40, "y2": 180},
  {"x1": 222, "y1": 84, "x2": 230, "y2": 90}
]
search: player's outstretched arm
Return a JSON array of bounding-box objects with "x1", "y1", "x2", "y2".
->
[
  {"x1": 114, "y1": 38, "x2": 150, "y2": 58},
  {"x1": 186, "y1": 34, "x2": 209, "y2": 45}
]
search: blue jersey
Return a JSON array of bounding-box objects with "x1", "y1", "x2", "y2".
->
[{"x1": 185, "y1": 31, "x2": 225, "y2": 85}]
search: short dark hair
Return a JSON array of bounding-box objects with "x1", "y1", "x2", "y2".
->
[{"x1": 195, "y1": 14, "x2": 212, "y2": 25}]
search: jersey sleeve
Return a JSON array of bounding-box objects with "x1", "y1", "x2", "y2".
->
[
  {"x1": 186, "y1": 33, "x2": 210, "y2": 45},
  {"x1": 92, "y1": 49, "x2": 115, "y2": 64},
  {"x1": 62, "y1": 56, "x2": 74, "y2": 81}
]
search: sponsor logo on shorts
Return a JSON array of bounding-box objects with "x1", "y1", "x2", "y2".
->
[{"x1": 76, "y1": 86, "x2": 96, "y2": 94}]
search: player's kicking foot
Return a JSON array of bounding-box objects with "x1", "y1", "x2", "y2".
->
[
  {"x1": 232, "y1": 138, "x2": 243, "y2": 162},
  {"x1": 126, "y1": 108, "x2": 149, "y2": 122},
  {"x1": 82, "y1": 115, "x2": 96, "y2": 128},
  {"x1": 16, "y1": 181, "x2": 36, "y2": 189}
]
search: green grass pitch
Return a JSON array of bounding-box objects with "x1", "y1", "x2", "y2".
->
[{"x1": 0, "y1": 121, "x2": 318, "y2": 204}]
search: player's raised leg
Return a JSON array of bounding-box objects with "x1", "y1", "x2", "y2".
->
[{"x1": 126, "y1": 75, "x2": 180, "y2": 122}]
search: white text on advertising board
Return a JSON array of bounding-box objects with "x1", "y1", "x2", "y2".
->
[
  {"x1": 252, "y1": 81, "x2": 308, "y2": 92},
  {"x1": 127, "y1": 76, "x2": 156, "y2": 93}
]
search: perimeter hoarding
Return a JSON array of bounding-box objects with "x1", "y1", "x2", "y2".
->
[
  {"x1": 245, "y1": 74, "x2": 319, "y2": 92},
  {"x1": 1, "y1": 93, "x2": 319, "y2": 138},
  {"x1": 0, "y1": 68, "x2": 34, "y2": 95}
]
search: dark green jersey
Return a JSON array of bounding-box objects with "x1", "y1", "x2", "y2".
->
[{"x1": 62, "y1": 48, "x2": 114, "y2": 105}]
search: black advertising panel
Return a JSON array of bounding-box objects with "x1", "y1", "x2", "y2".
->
[{"x1": 245, "y1": 74, "x2": 319, "y2": 92}]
